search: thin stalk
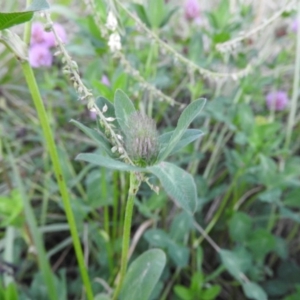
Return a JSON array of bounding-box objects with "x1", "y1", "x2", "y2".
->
[
  {"x1": 119, "y1": 172, "x2": 127, "y2": 236},
  {"x1": 3, "y1": 226, "x2": 15, "y2": 286},
  {"x1": 20, "y1": 61, "x2": 94, "y2": 300},
  {"x1": 102, "y1": 168, "x2": 114, "y2": 276},
  {"x1": 203, "y1": 126, "x2": 228, "y2": 180},
  {"x1": 112, "y1": 171, "x2": 119, "y2": 242},
  {"x1": 23, "y1": 0, "x2": 32, "y2": 45},
  {"x1": 285, "y1": 1, "x2": 300, "y2": 149},
  {"x1": 112, "y1": 172, "x2": 140, "y2": 300},
  {"x1": 7, "y1": 146, "x2": 57, "y2": 300}
]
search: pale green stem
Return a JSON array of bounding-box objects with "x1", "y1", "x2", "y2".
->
[
  {"x1": 102, "y1": 168, "x2": 114, "y2": 276},
  {"x1": 23, "y1": 0, "x2": 32, "y2": 45},
  {"x1": 285, "y1": 1, "x2": 300, "y2": 149},
  {"x1": 4, "y1": 226, "x2": 15, "y2": 286},
  {"x1": 112, "y1": 172, "x2": 140, "y2": 300},
  {"x1": 7, "y1": 146, "x2": 57, "y2": 300},
  {"x1": 20, "y1": 61, "x2": 94, "y2": 300}
]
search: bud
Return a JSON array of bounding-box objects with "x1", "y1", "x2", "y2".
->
[
  {"x1": 102, "y1": 104, "x2": 108, "y2": 112},
  {"x1": 125, "y1": 112, "x2": 159, "y2": 166}
]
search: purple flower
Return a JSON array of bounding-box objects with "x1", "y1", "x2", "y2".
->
[
  {"x1": 266, "y1": 91, "x2": 289, "y2": 111},
  {"x1": 89, "y1": 110, "x2": 97, "y2": 120},
  {"x1": 30, "y1": 22, "x2": 46, "y2": 45},
  {"x1": 29, "y1": 44, "x2": 53, "y2": 68},
  {"x1": 184, "y1": 0, "x2": 200, "y2": 21},
  {"x1": 31, "y1": 22, "x2": 67, "y2": 48},
  {"x1": 44, "y1": 23, "x2": 67, "y2": 47},
  {"x1": 291, "y1": 18, "x2": 299, "y2": 32},
  {"x1": 101, "y1": 75, "x2": 110, "y2": 86}
]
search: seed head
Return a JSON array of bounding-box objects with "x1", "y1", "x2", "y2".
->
[{"x1": 125, "y1": 112, "x2": 159, "y2": 166}]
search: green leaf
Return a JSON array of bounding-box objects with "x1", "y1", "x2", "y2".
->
[
  {"x1": 283, "y1": 188, "x2": 300, "y2": 208},
  {"x1": 0, "y1": 12, "x2": 34, "y2": 30},
  {"x1": 280, "y1": 206, "x2": 300, "y2": 223},
  {"x1": 0, "y1": 190, "x2": 23, "y2": 227},
  {"x1": 27, "y1": 0, "x2": 50, "y2": 10},
  {"x1": 70, "y1": 119, "x2": 111, "y2": 155},
  {"x1": 144, "y1": 229, "x2": 170, "y2": 248},
  {"x1": 242, "y1": 282, "x2": 267, "y2": 300},
  {"x1": 167, "y1": 242, "x2": 189, "y2": 268},
  {"x1": 229, "y1": 212, "x2": 252, "y2": 243},
  {"x1": 114, "y1": 89, "x2": 136, "y2": 133},
  {"x1": 158, "y1": 129, "x2": 204, "y2": 156},
  {"x1": 147, "y1": 162, "x2": 197, "y2": 214},
  {"x1": 219, "y1": 249, "x2": 252, "y2": 282},
  {"x1": 146, "y1": 0, "x2": 166, "y2": 28},
  {"x1": 274, "y1": 237, "x2": 288, "y2": 260},
  {"x1": 120, "y1": 249, "x2": 166, "y2": 300},
  {"x1": 170, "y1": 211, "x2": 193, "y2": 243},
  {"x1": 174, "y1": 285, "x2": 192, "y2": 300},
  {"x1": 246, "y1": 229, "x2": 276, "y2": 261},
  {"x1": 202, "y1": 285, "x2": 221, "y2": 300},
  {"x1": 76, "y1": 153, "x2": 143, "y2": 172},
  {"x1": 258, "y1": 188, "x2": 281, "y2": 204},
  {"x1": 160, "y1": 7, "x2": 178, "y2": 28},
  {"x1": 158, "y1": 99, "x2": 206, "y2": 161},
  {"x1": 95, "y1": 96, "x2": 115, "y2": 116},
  {"x1": 0, "y1": 0, "x2": 49, "y2": 30},
  {"x1": 131, "y1": 4, "x2": 151, "y2": 28},
  {"x1": 94, "y1": 294, "x2": 110, "y2": 300},
  {"x1": 190, "y1": 272, "x2": 204, "y2": 292},
  {"x1": 4, "y1": 283, "x2": 18, "y2": 300}
]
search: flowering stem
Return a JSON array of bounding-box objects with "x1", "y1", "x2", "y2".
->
[
  {"x1": 285, "y1": 1, "x2": 300, "y2": 150},
  {"x1": 112, "y1": 172, "x2": 140, "y2": 300},
  {"x1": 20, "y1": 61, "x2": 94, "y2": 300},
  {"x1": 23, "y1": 0, "x2": 32, "y2": 44}
]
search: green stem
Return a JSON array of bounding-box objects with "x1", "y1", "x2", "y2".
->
[
  {"x1": 20, "y1": 61, "x2": 94, "y2": 300},
  {"x1": 285, "y1": 1, "x2": 300, "y2": 149},
  {"x1": 112, "y1": 171, "x2": 119, "y2": 243},
  {"x1": 7, "y1": 146, "x2": 57, "y2": 300},
  {"x1": 102, "y1": 168, "x2": 114, "y2": 277},
  {"x1": 23, "y1": 0, "x2": 32, "y2": 44},
  {"x1": 112, "y1": 172, "x2": 140, "y2": 300}
]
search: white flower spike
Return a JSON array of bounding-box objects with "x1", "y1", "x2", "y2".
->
[
  {"x1": 108, "y1": 33, "x2": 122, "y2": 52},
  {"x1": 106, "y1": 11, "x2": 118, "y2": 31}
]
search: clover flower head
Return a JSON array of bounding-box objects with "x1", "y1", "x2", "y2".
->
[
  {"x1": 31, "y1": 22, "x2": 67, "y2": 48},
  {"x1": 266, "y1": 91, "x2": 289, "y2": 111},
  {"x1": 44, "y1": 23, "x2": 67, "y2": 47},
  {"x1": 29, "y1": 44, "x2": 53, "y2": 68},
  {"x1": 184, "y1": 0, "x2": 200, "y2": 21},
  {"x1": 108, "y1": 33, "x2": 122, "y2": 52},
  {"x1": 125, "y1": 112, "x2": 159, "y2": 166},
  {"x1": 31, "y1": 22, "x2": 46, "y2": 45}
]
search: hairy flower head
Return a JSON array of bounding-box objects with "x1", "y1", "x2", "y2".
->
[
  {"x1": 29, "y1": 44, "x2": 53, "y2": 68},
  {"x1": 31, "y1": 22, "x2": 67, "y2": 48},
  {"x1": 184, "y1": 0, "x2": 200, "y2": 21},
  {"x1": 125, "y1": 112, "x2": 159, "y2": 166},
  {"x1": 266, "y1": 91, "x2": 289, "y2": 111}
]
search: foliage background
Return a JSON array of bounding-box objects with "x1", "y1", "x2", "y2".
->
[{"x1": 0, "y1": 0, "x2": 300, "y2": 299}]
